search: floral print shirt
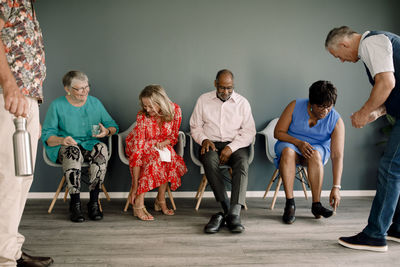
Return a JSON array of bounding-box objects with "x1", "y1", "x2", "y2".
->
[{"x1": 0, "y1": 0, "x2": 46, "y2": 102}]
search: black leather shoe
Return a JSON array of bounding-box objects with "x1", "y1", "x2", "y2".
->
[
  {"x1": 17, "y1": 252, "x2": 53, "y2": 267},
  {"x1": 282, "y1": 204, "x2": 296, "y2": 224},
  {"x1": 311, "y1": 202, "x2": 333, "y2": 219},
  {"x1": 87, "y1": 201, "x2": 103, "y2": 221},
  {"x1": 70, "y1": 201, "x2": 85, "y2": 222},
  {"x1": 225, "y1": 214, "x2": 245, "y2": 233},
  {"x1": 204, "y1": 212, "x2": 225, "y2": 234}
]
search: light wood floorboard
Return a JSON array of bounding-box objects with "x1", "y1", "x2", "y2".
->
[{"x1": 20, "y1": 197, "x2": 399, "y2": 266}]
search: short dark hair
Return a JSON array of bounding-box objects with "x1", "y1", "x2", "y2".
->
[
  {"x1": 309, "y1": 80, "x2": 337, "y2": 106},
  {"x1": 215, "y1": 69, "x2": 234, "y2": 82}
]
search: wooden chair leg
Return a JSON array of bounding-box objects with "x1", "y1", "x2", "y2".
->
[
  {"x1": 101, "y1": 184, "x2": 111, "y2": 201},
  {"x1": 63, "y1": 187, "x2": 69, "y2": 202},
  {"x1": 167, "y1": 184, "x2": 176, "y2": 211},
  {"x1": 98, "y1": 198, "x2": 103, "y2": 212},
  {"x1": 298, "y1": 167, "x2": 308, "y2": 200},
  {"x1": 270, "y1": 177, "x2": 282, "y2": 210},
  {"x1": 263, "y1": 169, "x2": 279, "y2": 199},
  {"x1": 195, "y1": 175, "x2": 207, "y2": 210},
  {"x1": 48, "y1": 176, "x2": 66, "y2": 214},
  {"x1": 244, "y1": 202, "x2": 248, "y2": 210},
  {"x1": 124, "y1": 187, "x2": 133, "y2": 212},
  {"x1": 195, "y1": 176, "x2": 206, "y2": 199}
]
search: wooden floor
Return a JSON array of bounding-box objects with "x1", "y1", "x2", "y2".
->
[{"x1": 20, "y1": 197, "x2": 399, "y2": 267}]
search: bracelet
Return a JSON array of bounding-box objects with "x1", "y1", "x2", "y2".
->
[{"x1": 332, "y1": 185, "x2": 341, "y2": 189}]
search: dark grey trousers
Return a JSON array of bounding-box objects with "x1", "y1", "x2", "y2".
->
[{"x1": 200, "y1": 142, "x2": 249, "y2": 206}]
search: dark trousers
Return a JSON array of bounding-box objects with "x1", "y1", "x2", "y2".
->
[{"x1": 200, "y1": 142, "x2": 249, "y2": 206}]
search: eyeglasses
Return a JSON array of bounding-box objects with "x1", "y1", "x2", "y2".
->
[
  {"x1": 217, "y1": 86, "x2": 234, "y2": 91},
  {"x1": 71, "y1": 84, "x2": 90, "y2": 92}
]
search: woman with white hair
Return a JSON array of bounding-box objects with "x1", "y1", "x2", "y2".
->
[
  {"x1": 42, "y1": 70, "x2": 118, "y2": 222},
  {"x1": 125, "y1": 84, "x2": 187, "y2": 221}
]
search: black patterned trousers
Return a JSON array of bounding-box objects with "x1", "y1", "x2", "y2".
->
[{"x1": 58, "y1": 143, "x2": 108, "y2": 194}]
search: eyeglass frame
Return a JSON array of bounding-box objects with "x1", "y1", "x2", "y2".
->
[{"x1": 71, "y1": 84, "x2": 90, "y2": 92}]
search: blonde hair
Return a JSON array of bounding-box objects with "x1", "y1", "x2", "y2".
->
[{"x1": 139, "y1": 84, "x2": 174, "y2": 122}]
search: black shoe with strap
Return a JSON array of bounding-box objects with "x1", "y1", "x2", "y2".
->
[
  {"x1": 17, "y1": 251, "x2": 54, "y2": 267},
  {"x1": 87, "y1": 201, "x2": 103, "y2": 220}
]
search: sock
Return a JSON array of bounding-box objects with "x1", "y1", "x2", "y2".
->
[
  {"x1": 89, "y1": 188, "x2": 100, "y2": 203},
  {"x1": 70, "y1": 193, "x2": 80, "y2": 204},
  {"x1": 286, "y1": 198, "x2": 295, "y2": 207},
  {"x1": 229, "y1": 204, "x2": 241, "y2": 216},
  {"x1": 220, "y1": 199, "x2": 230, "y2": 214},
  {"x1": 312, "y1": 202, "x2": 322, "y2": 208}
]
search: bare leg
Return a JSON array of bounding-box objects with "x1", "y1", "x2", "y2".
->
[
  {"x1": 156, "y1": 183, "x2": 174, "y2": 215},
  {"x1": 133, "y1": 192, "x2": 154, "y2": 220},
  {"x1": 306, "y1": 151, "x2": 323, "y2": 203},
  {"x1": 279, "y1": 148, "x2": 299, "y2": 199},
  {"x1": 130, "y1": 166, "x2": 140, "y2": 205}
]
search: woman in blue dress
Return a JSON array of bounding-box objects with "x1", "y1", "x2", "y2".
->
[{"x1": 274, "y1": 80, "x2": 345, "y2": 224}]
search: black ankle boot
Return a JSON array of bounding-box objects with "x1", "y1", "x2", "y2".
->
[
  {"x1": 311, "y1": 202, "x2": 333, "y2": 219},
  {"x1": 87, "y1": 201, "x2": 103, "y2": 220},
  {"x1": 70, "y1": 201, "x2": 85, "y2": 222}
]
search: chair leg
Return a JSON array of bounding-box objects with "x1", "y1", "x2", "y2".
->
[
  {"x1": 270, "y1": 177, "x2": 282, "y2": 210},
  {"x1": 298, "y1": 167, "x2": 308, "y2": 200},
  {"x1": 98, "y1": 198, "x2": 103, "y2": 212},
  {"x1": 167, "y1": 184, "x2": 176, "y2": 211},
  {"x1": 263, "y1": 169, "x2": 279, "y2": 199},
  {"x1": 124, "y1": 187, "x2": 133, "y2": 212},
  {"x1": 63, "y1": 187, "x2": 69, "y2": 202},
  {"x1": 244, "y1": 202, "x2": 248, "y2": 210},
  {"x1": 195, "y1": 175, "x2": 207, "y2": 211},
  {"x1": 101, "y1": 184, "x2": 111, "y2": 201},
  {"x1": 48, "y1": 176, "x2": 66, "y2": 214},
  {"x1": 195, "y1": 177, "x2": 206, "y2": 199}
]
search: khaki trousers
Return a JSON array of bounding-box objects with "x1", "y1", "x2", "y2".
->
[{"x1": 0, "y1": 95, "x2": 40, "y2": 266}]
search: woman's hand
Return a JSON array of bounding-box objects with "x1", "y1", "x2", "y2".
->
[
  {"x1": 329, "y1": 187, "x2": 341, "y2": 211},
  {"x1": 296, "y1": 140, "x2": 314, "y2": 159},
  {"x1": 155, "y1": 140, "x2": 169, "y2": 150},
  {"x1": 93, "y1": 123, "x2": 109, "y2": 138},
  {"x1": 62, "y1": 136, "x2": 77, "y2": 146}
]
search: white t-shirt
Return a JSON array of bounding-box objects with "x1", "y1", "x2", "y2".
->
[{"x1": 358, "y1": 31, "x2": 394, "y2": 79}]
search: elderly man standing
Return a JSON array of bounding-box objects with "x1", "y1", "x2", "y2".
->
[
  {"x1": 0, "y1": 1, "x2": 53, "y2": 266},
  {"x1": 326, "y1": 26, "x2": 400, "y2": 252},
  {"x1": 190, "y1": 69, "x2": 256, "y2": 234}
]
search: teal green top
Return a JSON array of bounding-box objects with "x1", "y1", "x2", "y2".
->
[{"x1": 42, "y1": 95, "x2": 119, "y2": 163}]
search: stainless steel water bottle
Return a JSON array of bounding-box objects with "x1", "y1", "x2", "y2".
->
[{"x1": 13, "y1": 117, "x2": 33, "y2": 176}]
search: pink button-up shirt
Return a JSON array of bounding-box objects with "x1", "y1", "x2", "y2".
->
[{"x1": 190, "y1": 90, "x2": 256, "y2": 153}]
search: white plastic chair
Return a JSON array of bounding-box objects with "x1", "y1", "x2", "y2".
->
[
  {"x1": 44, "y1": 136, "x2": 112, "y2": 214},
  {"x1": 258, "y1": 118, "x2": 309, "y2": 210},
  {"x1": 188, "y1": 133, "x2": 254, "y2": 210},
  {"x1": 117, "y1": 121, "x2": 185, "y2": 212}
]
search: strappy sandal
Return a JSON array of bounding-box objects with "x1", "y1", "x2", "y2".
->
[
  {"x1": 154, "y1": 198, "x2": 174, "y2": 216},
  {"x1": 133, "y1": 205, "x2": 154, "y2": 221}
]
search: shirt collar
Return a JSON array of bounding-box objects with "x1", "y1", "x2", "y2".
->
[
  {"x1": 358, "y1": 31, "x2": 370, "y2": 58},
  {"x1": 212, "y1": 90, "x2": 238, "y2": 103}
]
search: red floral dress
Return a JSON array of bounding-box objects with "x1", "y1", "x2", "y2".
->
[{"x1": 125, "y1": 103, "x2": 187, "y2": 195}]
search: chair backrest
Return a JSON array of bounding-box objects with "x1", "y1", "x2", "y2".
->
[
  {"x1": 43, "y1": 135, "x2": 113, "y2": 168},
  {"x1": 258, "y1": 118, "x2": 279, "y2": 164},
  {"x1": 117, "y1": 121, "x2": 185, "y2": 166},
  {"x1": 187, "y1": 132, "x2": 256, "y2": 175}
]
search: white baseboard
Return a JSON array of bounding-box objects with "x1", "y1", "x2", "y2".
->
[{"x1": 28, "y1": 190, "x2": 376, "y2": 199}]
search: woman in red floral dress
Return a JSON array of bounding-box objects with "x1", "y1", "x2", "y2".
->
[{"x1": 125, "y1": 85, "x2": 187, "y2": 220}]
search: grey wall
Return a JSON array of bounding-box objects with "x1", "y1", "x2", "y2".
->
[{"x1": 31, "y1": 0, "x2": 399, "y2": 193}]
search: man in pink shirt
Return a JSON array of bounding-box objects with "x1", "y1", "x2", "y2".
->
[{"x1": 190, "y1": 69, "x2": 256, "y2": 234}]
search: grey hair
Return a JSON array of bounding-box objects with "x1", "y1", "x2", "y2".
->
[
  {"x1": 62, "y1": 70, "x2": 89, "y2": 88},
  {"x1": 325, "y1": 26, "x2": 357, "y2": 49}
]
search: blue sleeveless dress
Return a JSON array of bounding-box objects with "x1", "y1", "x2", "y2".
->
[{"x1": 274, "y1": 98, "x2": 340, "y2": 168}]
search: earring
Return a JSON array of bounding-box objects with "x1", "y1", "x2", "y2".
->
[
  {"x1": 67, "y1": 91, "x2": 71, "y2": 96},
  {"x1": 310, "y1": 106, "x2": 313, "y2": 112}
]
